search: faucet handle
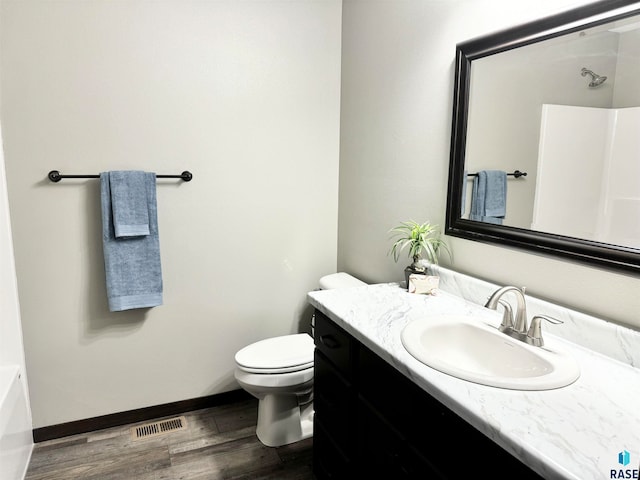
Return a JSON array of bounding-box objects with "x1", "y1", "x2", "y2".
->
[
  {"x1": 497, "y1": 300, "x2": 514, "y2": 332},
  {"x1": 526, "y1": 314, "x2": 562, "y2": 347}
]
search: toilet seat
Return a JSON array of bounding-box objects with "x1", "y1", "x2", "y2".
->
[
  {"x1": 235, "y1": 365, "x2": 314, "y2": 389},
  {"x1": 235, "y1": 333, "x2": 314, "y2": 374},
  {"x1": 233, "y1": 273, "x2": 366, "y2": 447},
  {"x1": 236, "y1": 361, "x2": 314, "y2": 375}
]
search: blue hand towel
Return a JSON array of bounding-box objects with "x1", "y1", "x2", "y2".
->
[
  {"x1": 109, "y1": 170, "x2": 150, "y2": 237},
  {"x1": 461, "y1": 169, "x2": 468, "y2": 216},
  {"x1": 470, "y1": 170, "x2": 507, "y2": 225},
  {"x1": 100, "y1": 171, "x2": 163, "y2": 312}
]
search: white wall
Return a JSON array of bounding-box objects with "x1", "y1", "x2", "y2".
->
[
  {"x1": 338, "y1": 0, "x2": 640, "y2": 330},
  {"x1": 0, "y1": 7, "x2": 34, "y2": 476},
  {"x1": 0, "y1": 128, "x2": 28, "y2": 386},
  {"x1": 0, "y1": 25, "x2": 33, "y2": 472},
  {"x1": 613, "y1": 29, "x2": 640, "y2": 107},
  {"x1": 1, "y1": 0, "x2": 342, "y2": 429},
  {"x1": 534, "y1": 105, "x2": 640, "y2": 249},
  {"x1": 532, "y1": 105, "x2": 609, "y2": 240},
  {"x1": 603, "y1": 107, "x2": 640, "y2": 248},
  {"x1": 0, "y1": 0, "x2": 31, "y2": 423}
]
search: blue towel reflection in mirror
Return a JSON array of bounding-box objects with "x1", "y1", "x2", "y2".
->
[{"x1": 470, "y1": 170, "x2": 507, "y2": 225}]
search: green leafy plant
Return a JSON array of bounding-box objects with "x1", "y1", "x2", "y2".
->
[{"x1": 388, "y1": 220, "x2": 450, "y2": 272}]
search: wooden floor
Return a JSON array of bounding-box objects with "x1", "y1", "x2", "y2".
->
[{"x1": 25, "y1": 398, "x2": 314, "y2": 480}]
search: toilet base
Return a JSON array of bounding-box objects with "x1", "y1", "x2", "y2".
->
[{"x1": 255, "y1": 394, "x2": 314, "y2": 447}]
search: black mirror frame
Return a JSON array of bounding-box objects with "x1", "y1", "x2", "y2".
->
[{"x1": 445, "y1": 0, "x2": 640, "y2": 274}]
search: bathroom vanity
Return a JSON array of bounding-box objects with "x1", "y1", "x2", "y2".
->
[
  {"x1": 307, "y1": 268, "x2": 640, "y2": 480},
  {"x1": 313, "y1": 310, "x2": 540, "y2": 478}
]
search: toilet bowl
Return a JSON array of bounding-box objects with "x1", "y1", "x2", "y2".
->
[{"x1": 234, "y1": 272, "x2": 365, "y2": 447}]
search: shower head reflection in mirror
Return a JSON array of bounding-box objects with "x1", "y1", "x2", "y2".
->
[{"x1": 581, "y1": 67, "x2": 607, "y2": 87}]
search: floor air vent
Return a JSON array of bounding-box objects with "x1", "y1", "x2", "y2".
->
[{"x1": 131, "y1": 416, "x2": 187, "y2": 440}]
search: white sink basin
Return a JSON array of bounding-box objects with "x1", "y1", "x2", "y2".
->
[{"x1": 401, "y1": 315, "x2": 580, "y2": 390}]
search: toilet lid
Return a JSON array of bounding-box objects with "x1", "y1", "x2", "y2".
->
[{"x1": 235, "y1": 333, "x2": 314, "y2": 373}]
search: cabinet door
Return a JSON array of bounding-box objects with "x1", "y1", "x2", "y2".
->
[
  {"x1": 313, "y1": 421, "x2": 353, "y2": 480},
  {"x1": 314, "y1": 351, "x2": 354, "y2": 455},
  {"x1": 358, "y1": 397, "x2": 446, "y2": 480},
  {"x1": 314, "y1": 313, "x2": 357, "y2": 480},
  {"x1": 358, "y1": 343, "x2": 543, "y2": 479},
  {"x1": 314, "y1": 311, "x2": 354, "y2": 377}
]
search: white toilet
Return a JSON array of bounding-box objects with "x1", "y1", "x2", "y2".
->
[{"x1": 234, "y1": 272, "x2": 366, "y2": 447}]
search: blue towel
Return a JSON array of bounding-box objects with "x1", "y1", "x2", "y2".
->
[
  {"x1": 100, "y1": 171, "x2": 163, "y2": 312},
  {"x1": 470, "y1": 170, "x2": 507, "y2": 225},
  {"x1": 461, "y1": 169, "x2": 468, "y2": 216},
  {"x1": 109, "y1": 171, "x2": 150, "y2": 237}
]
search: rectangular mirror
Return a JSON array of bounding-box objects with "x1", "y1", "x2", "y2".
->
[{"x1": 446, "y1": 0, "x2": 640, "y2": 273}]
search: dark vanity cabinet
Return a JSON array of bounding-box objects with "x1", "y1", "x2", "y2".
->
[
  {"x1": 313, "y1": 309, "x2": 357, "y2": 477},
  {"x1": 312, "y1": 310, "x2": 542, "y2": 479}
]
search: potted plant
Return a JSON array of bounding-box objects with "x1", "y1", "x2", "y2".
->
[{"x1": 388, "y1": 220, "x2": 450, "y2": 290}]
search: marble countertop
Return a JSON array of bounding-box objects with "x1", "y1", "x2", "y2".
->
[{"x1": 307, "y1": 282, "x2": 640, "y2": 480}]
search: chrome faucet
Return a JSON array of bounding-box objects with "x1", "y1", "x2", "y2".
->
[
  {"x1": 484, "y1": 286, "x2": 528, "y2": 342},
  {"x1": 526, "y1": 314, "x2": 563, "y2": 347},
  {"x1": 485, "y1": 286, "x2": 563, "y2": 346}
]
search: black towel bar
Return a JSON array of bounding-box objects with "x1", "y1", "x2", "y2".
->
[
  {"x1": 467, "y1": 170, "x2": 527, "y2": 178},
  {"x1": 48, "y1": 170, "x2": 193, "y2": 182}
]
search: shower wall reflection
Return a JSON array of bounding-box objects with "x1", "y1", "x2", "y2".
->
[
  {"x1": 463, "y1": 23, "x2": 640, "y2": 232},
  {"x1": 534, "y1": 104, "x2": 640, "y2": 249}
]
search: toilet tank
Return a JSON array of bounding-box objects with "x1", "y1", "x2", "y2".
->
[
  {"x1": 312, "y1": 273, "x2": 365, "y2": 338},
  {"x1": 318, "y1": 272, "x2": 366, "y2": 290}
]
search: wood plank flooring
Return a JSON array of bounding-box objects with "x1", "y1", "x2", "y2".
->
[{"x1": 25, "y1": 398, "x2": 314, "y2": 480}]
